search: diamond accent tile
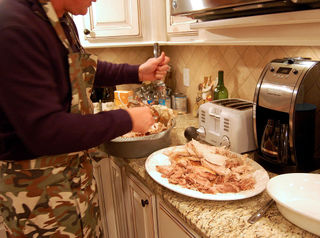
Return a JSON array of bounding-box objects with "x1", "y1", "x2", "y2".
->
[
  {"x1": 91, "y1": 45, "x2": 320, "y2": 112},
  {"x1": 224, "y1": 46, "x2": 241, "y2": 69},
  {"x1": 242, "y1": 46, "x2": 263, "y2": 68}
]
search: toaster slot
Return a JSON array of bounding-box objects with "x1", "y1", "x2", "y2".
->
[
  {"x1": 225, "y1": 102, "x2": 251, "y2": 108},
  {"x1": 215, "y1": 99, "x2": 241, "y2": 106},
  {"x1": 229, "y1": 102, "x2": 252, "y2": 108},
  {"x1": 235, "y1": 104, "x2": 253, "y2": 110}
]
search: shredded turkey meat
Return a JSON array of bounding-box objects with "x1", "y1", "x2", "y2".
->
[{"x1": 156, "y1": 140, "x2": 256, "y2": 195}]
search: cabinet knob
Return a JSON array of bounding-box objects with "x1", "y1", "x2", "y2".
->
[
  {"x1": 172, "y1": 0, "x2": 177, "y2": 9},
  {"x1": 141, "y1": 199, "x2": 149, "y2": 207},
  {"x1": 84, "y1": 29, "x2": 91, "y2": 35}
]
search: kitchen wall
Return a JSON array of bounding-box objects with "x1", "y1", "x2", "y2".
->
[{"x1": 89, "y1": 45, "x2": 320, "y2": 112}]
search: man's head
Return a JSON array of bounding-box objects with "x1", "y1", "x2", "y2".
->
[{"x1": 51, "y1": 0, "x2": 96, "y2": 17}]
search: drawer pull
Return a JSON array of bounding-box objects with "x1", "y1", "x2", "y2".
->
[{"x1": 141, "y1": 199, "x2": 149, "y2": 207}]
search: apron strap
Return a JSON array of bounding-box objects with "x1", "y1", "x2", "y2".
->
[{"x1": 38, "y1": 0, "x2": 73, "y2": 53}]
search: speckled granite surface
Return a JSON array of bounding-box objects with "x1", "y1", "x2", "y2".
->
[{"x1": 118, "y1": 114, "x2": 320, "y2": 238}]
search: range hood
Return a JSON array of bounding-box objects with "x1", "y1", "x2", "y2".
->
[{"x1": 170, "y1": 0, "x2": 320, "y2": 21}]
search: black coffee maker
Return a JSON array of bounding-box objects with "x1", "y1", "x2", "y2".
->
[{"x1": 253, "y1": 57, "x2": 320, "y2": 173}]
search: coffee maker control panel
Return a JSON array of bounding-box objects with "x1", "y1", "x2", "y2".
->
[{"x1": 258, "y1": 62, "x2": 314, "y2": 113}]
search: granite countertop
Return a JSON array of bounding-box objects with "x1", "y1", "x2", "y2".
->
[{"x1": 120, "y1": 114, "x2": 319, "y2": 238}]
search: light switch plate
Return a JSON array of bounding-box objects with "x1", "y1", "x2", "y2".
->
[{"x1": 183, "y1": 68, "x2": 190, "y2": 87}]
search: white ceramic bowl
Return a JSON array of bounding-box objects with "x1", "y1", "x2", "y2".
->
[{"x1": 267, "y1": 173, "x2": 320, "y2": 236}]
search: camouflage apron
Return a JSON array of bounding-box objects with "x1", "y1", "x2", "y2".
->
[{"x1": 0, "y1": 1, "x2": 103, "y2": 237}]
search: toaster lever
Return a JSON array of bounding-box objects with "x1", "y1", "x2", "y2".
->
[
  {"x1": 197, "y1": 127, "x2": 205, "y2": 136},
  {"x1": 184, "y1": 127, "x2": 200, "y2": 141}
]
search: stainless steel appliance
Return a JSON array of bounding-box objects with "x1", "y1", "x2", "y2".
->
[
  {"x1": 170, "y1": 0, "x2": 320, "y2": 21},
  {"x1": 253, "y1": 57, "x2": 320, "y2": 173},
  {"x1": 197, "y1": 98, "x2": 256, "y2": 154}
]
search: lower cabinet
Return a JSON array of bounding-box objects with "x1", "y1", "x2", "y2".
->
[
  {"x1": 157, "y1": 199, "x2": 200, "y2": 238},
  {"x1": 125, "y1": 171, "x2": 158, "y2": 238},
  {"x1": 95, "y1": 156, "x2": 201, "y2": 238},
  {"x1": 124, "y1": 170, "x2": 201, "y2": 238},
  {"x1": 93, "y1": 157, "x2": 128, "y2": 238}
]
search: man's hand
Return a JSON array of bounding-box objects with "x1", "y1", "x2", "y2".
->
[
  {"x1": 126, "y1": 106, "x2": 155, "y2": 134},
  {"x1": 138, "y1": 52, "x2": 170, "y2": 82}
]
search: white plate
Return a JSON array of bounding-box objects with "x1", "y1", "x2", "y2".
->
[
  {"x1": 145, "y1": 145, "x2": 269, "y2": 201},
  {"x1": 267, "y1": 173, "x2": 320, "y2": 236}
]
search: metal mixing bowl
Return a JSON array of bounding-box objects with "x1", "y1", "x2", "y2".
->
[{"x1": 104, "y1": 120, "x2": 175, "y2": 159}]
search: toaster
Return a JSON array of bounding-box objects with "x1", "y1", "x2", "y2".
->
[{"x1": 197, "y1": 98, "x2": 256, "y2": 154}]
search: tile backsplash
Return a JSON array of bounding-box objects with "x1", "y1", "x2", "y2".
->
[{"x1": 89, "y1": 45, "x2": 320, "y2": 112}]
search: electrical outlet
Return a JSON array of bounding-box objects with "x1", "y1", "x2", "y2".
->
[{"x1": 183, "y1": 68, "x2": 190, "y2": 87}]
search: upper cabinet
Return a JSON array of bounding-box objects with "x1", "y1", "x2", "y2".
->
[
  {"x1": 73, "y1": 0, "x2": 320, "y2": 47},
  {"x1": 83, "y1": 0, "x2": 140, "y2": 39},
  {"x1": 73, "y1": 0, "x2": 167, "y2": 47},
  {"x1": 165, "y1": 0, "x2": 199, "y2": 42},
  {"x1": 189, "y1": 9, "x2": 320, "y2": 46}
]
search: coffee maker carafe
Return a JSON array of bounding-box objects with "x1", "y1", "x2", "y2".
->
[
  {"x1": 253, "y1": 57, "x2": 320, "y2": 173},
  {"x1": 260, "y1": 119, "x2": 291, "y2": 164}
]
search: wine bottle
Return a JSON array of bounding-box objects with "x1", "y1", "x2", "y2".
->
[{"x1": 213, "y1": 70, "x2": 228, "y2": 100}]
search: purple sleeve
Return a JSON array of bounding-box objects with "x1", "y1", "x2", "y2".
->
[
  {"x1": 94, "y1": 60, "x2": 141, "y2": 87},
  {"x1": 0, "y1": 26, "x2": 133, "y2": 156}
]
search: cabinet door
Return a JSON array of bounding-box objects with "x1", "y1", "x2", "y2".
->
[
  {"x1": 157, "y1": 199, "x2": 200, "y2": 238},
  {"x1": 74, "y1": 0, "x2": 141, "y2": 42},
  {"x1": 109, "y1": 158, "x2": 128, "y2": 238},
  {"x1": 93, "y1": 158, "x2": 110, "y2": 238},
  {"x1": 125, "y1": 172, "x2": 158, "y2": 238},
  {"x1": 93, "y1": 157, "x2": 128, "y2": 238},
  {"x1": 166, "y1": 0, "x2": 198, "y2": 41}
]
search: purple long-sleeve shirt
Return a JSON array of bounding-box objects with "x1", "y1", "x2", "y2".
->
[{"x1": 0, "y1": 0, "x2": 140, "y2": 161}]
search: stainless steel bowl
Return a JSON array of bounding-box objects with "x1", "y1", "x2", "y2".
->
[{"x1": 104, "y1": 120, "x2": 175, "y2": 159}]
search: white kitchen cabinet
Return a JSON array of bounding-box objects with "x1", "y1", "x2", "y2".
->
[
  {"x1": 164, "y1": 6, "x2": 320, "y2": 46},
  {"x1": 157, "y1": 198, "x2": 201, "y2": 238},
  {"x1": 73, "y1": 0, "x2": 166, "y2": 47},
  {"x1": 93, "y1": 157, "x2": 128, "y2": 238},
  {"x1": 74, "y1": 0, "x2": 320, "y2": 46},
  {"x1": 95, "y1": 155, "x2": 201, "y2": 238},
  {"x1": 124, "y1": 171, "x2": 158, "y2": 238},
  {"x1": 165, "y1": 0, "x2": 199, "y2": 42},
  {"x1": 185, "y1": 9, "x2": 320, "y2": 46},
  {"x1": 73, "y1": 0, "x2": 320, "y2": 46}
]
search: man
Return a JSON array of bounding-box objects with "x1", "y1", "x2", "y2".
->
[{"x1": 0, "y1": 0, "x2": 170, "y2": 237}]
